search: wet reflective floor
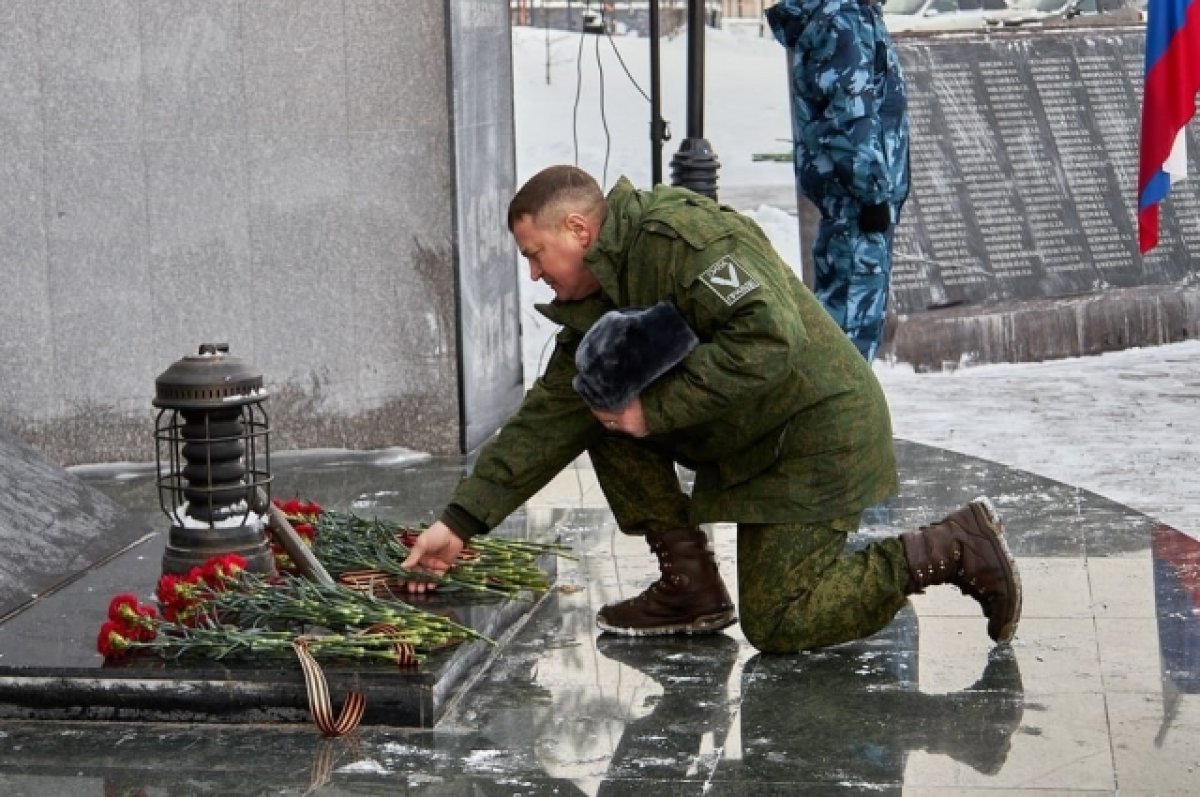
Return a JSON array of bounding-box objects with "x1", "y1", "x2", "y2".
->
[{"x1": 1, "y1": 439, "x2": 1198, "y2": 795}]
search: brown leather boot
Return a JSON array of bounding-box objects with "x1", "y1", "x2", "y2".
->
[
  {"x1": 900, "y1": 498, "x2": 1022, "y2": 644},
  {"x1": 596, "y1": 528, "x2": 737, "y2": 636}
]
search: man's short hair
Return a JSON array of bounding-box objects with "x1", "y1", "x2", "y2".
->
[{"x1": 507, "y1": 165, "x2": 606, "y2": 231}]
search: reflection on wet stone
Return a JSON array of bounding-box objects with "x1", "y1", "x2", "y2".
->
[
  {"x1": 737, "y1": 625, "x2": 1023, "y2": 790},
  {"x1": 594, "y1": 635, "x2": 740, "y2": 789}
]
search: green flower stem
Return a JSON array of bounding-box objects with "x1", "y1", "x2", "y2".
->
[
  {"x1": 124, "y1": 623, "x2": 428, "y2": 664},
  {"x1": 310, "y1": 512, "x2": 570, "y2": 598},
  {"x1": 208, "y1": 572, "x2": 491, "y2": 647}
]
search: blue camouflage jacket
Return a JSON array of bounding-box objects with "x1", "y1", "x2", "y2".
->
[{"x1": 767, "y1": 0, "x2": 910, "y2": 207}]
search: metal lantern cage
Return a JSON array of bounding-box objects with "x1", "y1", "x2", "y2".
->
[{"x1": 153, "y1": 343, "x2": 275, "y2": 576}]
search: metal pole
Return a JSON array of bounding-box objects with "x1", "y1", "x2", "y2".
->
[
  {"x1": 685, "y1": 0, "x2": 704, "y2": 138},
  {"x1": 650, "y1": 0, "x2": 667, "y2": 185},
  {"x1": 668, "y1": 0, "x2": 721, "y2": 198}
]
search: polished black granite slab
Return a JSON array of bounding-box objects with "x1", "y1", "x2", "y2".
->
[
  {"x1": 0, "y1": 428, "x2": 155, "y2": 619},
  {"x1": 0, "y1": 449, "x2": 550, "y2": 728}
]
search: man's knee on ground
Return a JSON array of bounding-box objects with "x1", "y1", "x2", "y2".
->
[{"x1": 740, "y1": 606, "x2": 822, "y2": 654}]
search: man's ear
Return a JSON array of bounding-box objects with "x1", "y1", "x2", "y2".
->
[{"x1": 564, "y1": 212, "x2": 594, "y2": 248}]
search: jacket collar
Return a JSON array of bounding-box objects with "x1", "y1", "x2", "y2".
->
[{"x1": 584, "y1": 176, "x2": 643, "y2": 300}]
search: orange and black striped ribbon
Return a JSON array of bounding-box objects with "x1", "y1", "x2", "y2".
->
[
  {"x1": 291, "y1": 637, "x2": 366, "y2": 737},
  {"x1": 291, "y1": 625, "x2": 418, "y2": 736}
]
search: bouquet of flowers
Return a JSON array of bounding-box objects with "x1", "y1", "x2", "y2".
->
[
  {"x1": 93, "y1": 498, "x2": 571, "y2": 734},
  {"x1": 97, "y1": 498, "x2": 572, "y2": 665},
  {"x1": 96, "y1": 552, "x2": 483, "y2": 667},
  {"x1": 271, "y1": 498, "x2": 573, "y2": 598}
]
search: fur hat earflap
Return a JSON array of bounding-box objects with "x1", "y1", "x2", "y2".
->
[{"x1": 572, "y1": 301, "x2": 699, "y2": 412}]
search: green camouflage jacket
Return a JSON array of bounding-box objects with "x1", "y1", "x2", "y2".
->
[{"x1": 448, "y1": 178, "x2": 897, "y2": 533}]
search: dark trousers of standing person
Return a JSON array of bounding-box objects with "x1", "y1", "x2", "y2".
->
[{"x1": 812, "y1": 195, "x2": 902, "y2": 362}]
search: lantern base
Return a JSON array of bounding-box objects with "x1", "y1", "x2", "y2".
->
[{"x1": 161, "y1": 522, "x2": 276, "y2": 577}]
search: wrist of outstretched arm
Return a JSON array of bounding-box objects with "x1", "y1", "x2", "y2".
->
[
  {"x1": 439, "y1": 503, "x2": 488, "y2": 542},
  {"x1": 448, "y1": 475, "x2": 529, "y2": 532}
]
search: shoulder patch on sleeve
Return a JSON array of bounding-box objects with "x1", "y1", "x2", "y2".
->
[{"x1": 698, "y1": 255, "x2": 761, "y2": 306}]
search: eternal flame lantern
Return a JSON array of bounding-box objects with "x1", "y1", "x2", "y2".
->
[{"x1": 153, "y1": 343, "x2": 275, "y2": 576}]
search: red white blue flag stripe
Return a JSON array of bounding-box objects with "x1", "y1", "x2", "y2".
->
[{"x1": 1137, "y1": 0, "x2": 1200, "y2": 254}]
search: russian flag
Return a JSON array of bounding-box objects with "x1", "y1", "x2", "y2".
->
[{"x1": 1137, "y1": 0, "x2": 1200, "y2": 254}]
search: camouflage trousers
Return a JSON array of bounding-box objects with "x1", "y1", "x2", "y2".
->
[
  {"x1": 590, "y1": 437, "x2": 911, "y2": 653},
  {"x1": 811, "y1": 196, "x2": 901, "y2": 361},
  {"x1": 737, "y1": 517, "x2": 909, "y2": 653}
]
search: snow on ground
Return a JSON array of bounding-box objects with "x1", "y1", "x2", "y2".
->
[{"x1": 875, "y1": 340, "x2": 1200, "y2": 538}]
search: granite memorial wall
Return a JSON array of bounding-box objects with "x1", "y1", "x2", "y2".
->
[
  {"x1": 0, "y1": 1, "x2": 521, "y2": 464},
  {"x1": 891, "y1": 27, "x2": 1199, "y2": 315}
]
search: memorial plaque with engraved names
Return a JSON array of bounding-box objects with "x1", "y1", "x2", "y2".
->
[
  {"x1": 892, "y1": 29, "x2": 1200, "y2": 314},
  {"x1": 894, "y1": 48, "x2": 988, "y2": 305}
]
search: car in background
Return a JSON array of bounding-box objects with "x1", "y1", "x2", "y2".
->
[
  {"x1": 883, "y1": 0, "x2": 1007, "y2": 32},
  {"x1": 982, "y1": 0, "x2": 1136, "y2": 26}
]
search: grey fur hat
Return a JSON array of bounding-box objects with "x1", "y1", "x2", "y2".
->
[{"x1": 572, "y1": 301, "x2": 699, "y2": 412}]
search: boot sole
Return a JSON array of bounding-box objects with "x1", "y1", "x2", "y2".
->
[
  {"x1": 596, "y1": 609, "x2": 738, "y2": 637},
  {"x1": 971, "y1": 497, "x2": 1023, "y2": 644}
]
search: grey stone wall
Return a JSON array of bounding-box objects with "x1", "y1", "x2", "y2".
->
[{"x1": 0, "y1": 1, "x2": 521, "y2": 465}]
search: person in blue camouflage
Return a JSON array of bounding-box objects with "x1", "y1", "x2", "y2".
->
[
  {"x1": 767, "y1": 0, "x2": 910, "y2": 361},
  {"x1": 401, "y1": 166, "x2": 1020, "y2": 654}
]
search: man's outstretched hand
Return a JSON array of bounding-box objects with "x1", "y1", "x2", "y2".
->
[{"x1": 400, "y1": 520, "x2": 464, "y2": 594}]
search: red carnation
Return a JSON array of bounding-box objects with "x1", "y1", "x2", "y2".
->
[
  {"x1": 201, "y1": 553, "x2": 247, "y2": 587},
  {"x1": 273, "y1": 496, "x2": 323, "y2": 519},
  {"x1": 107, "y1": 593, "x2": 159, "y2": 641},
  {"x1": 96, "y1": 620, "x2": 133, "y2": 659},
  {"x1": 156, "y1": 572, "x2": 212, "y2": 624},
  {"x1": 156, "y1": 574, "x2": 188, "y2": 606},
  {"x1": 107, "y1": 593, "x2": 142, "y2": 623},
  {"x1": 132, "y1": 604, "x2": 159, "y2": 641},
  {"x1": 274, "y1": 497, "x2": 303, "y2": 515}
]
